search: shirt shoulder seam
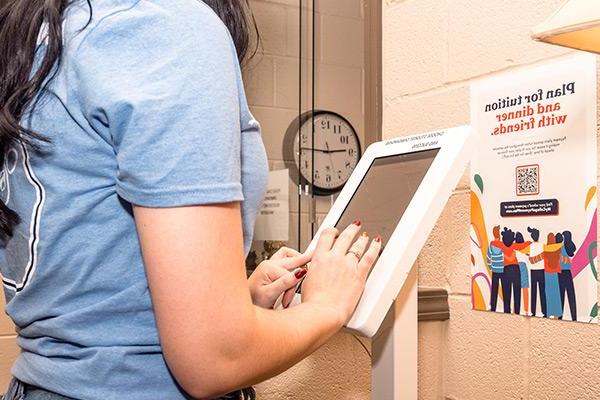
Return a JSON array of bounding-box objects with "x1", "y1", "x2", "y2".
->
[{"x1": 73, "y1": 0, "x2": 144, "y2": 53}]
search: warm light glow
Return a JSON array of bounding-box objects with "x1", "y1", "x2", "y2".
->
[{"x1": 532, "y1": 0, "x2": 600, "y2": 53}]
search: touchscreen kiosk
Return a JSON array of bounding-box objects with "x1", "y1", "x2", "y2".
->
[
  {"x1": 334, "y1": 149, "x2": 439, "y2": 253},
  {"x1": 284, "y1": 126, "x2": 474, "y2": 337}
]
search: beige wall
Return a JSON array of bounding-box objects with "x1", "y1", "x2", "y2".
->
[
  {"x1": 384, "y1": 1, "x2": 600, "y2": 399},
  {"x1": 0, "y1": 296, "x2": 19, "y2": 389}
]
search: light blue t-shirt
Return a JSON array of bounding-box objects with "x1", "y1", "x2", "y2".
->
[{"x1": 0, "y1": 1, "x2": 268, "y2": 398}]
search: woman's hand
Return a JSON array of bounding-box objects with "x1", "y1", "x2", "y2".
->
[
  {"x1": 300, "y1": 221, "x2": 382, "y2": 326},
  {"x1": 248, "y1": 247, "x2": 312, "y2": 309}
]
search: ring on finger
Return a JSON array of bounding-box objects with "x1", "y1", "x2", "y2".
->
[{"x1": 347, "y1": 250, "x2": 362, "y2": 259}]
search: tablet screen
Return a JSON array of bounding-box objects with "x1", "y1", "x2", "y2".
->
[{"x1": 334, "y1": 148, "x2": 440, "y2": 248}]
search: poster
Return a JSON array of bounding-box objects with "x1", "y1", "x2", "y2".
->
[
  {"x1": 253, "y1": 169, "x2": 290, "y2": 241},
  {"x1": 470, "y1": 54, "x2": 598, "y2": 323}
]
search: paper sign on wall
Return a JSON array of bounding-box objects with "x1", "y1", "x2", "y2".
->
[
  {"x1": 470, "y1": 54, "x2": 598, "y2": 323},
  {"x1": 253, "y1": 169, "x2": 289, "y2": 241}
]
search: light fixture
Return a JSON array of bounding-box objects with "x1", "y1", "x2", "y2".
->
[{"x1": 531, "y1": 0, "x2": 600, "y2": 54}]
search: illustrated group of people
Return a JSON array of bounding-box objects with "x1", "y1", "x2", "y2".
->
[{"x1": 486, "y1": 225, "x2": 577, "y2": 320}]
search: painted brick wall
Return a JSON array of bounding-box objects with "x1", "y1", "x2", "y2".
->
[{"x1": 384, "y1": 1, "x2": 600, "y2": 399}]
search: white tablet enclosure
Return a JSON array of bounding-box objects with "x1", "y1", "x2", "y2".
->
[{"x1": 283, "y1": 126, "x2": 474, "y2": 338}]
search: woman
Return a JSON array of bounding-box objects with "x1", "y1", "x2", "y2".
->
[
  {"x1": 0, "y1": 1, "x2": 381, "y2": 399},
  {"x1": 492, "y1": 227, "x2": 529, "y2": 314},
  {"x1": 542, "y1": 233, "x2": 563, "y2": 318},
  {"x1": 557, "y1": 231, "x2": 577, "y2": 321},
  {"x1": 514, "y1": 232, "x2": 530, "y2": 316},
  {"x1": 527, "y1": 226, "x2": 546, "y2": 317},
  {"x1": 486, "y1": 225, "x2": 504, "y2": 312}
]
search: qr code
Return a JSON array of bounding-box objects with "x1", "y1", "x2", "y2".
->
[{"x1": 516, "y1": 165, "x2": 539, "y2": 196}]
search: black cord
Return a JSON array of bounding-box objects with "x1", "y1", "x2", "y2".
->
[
  {"x1": 217, "y1": 388, "x2": 255, "y2": 400},
  {"x1": 352, "y1": 334, "x2": 372, "y2": 358}
]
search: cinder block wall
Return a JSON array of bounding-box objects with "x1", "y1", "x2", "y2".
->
[{"x1": 383, "y1": 1, "x2": 600, "y2": 399}]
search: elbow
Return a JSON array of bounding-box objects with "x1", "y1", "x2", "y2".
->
[
  {"x1": 181, "y1": 385, "x2": 213, "y2": 400},
  {"x1": 175, "y1": 356, "x2": 250, "y2": 400},
  {"x1": 168, "y1": 331, "x2": 257, "y2": 399},
  {"x1": 162, "y1": 305, "x2": 260, "y2": 398},
  {"x1": 182, "y1": 382, "x2": 230, "y2": 400},
  {"x1": 172, "y1": 362, "x2": 237, "y2": 399}
]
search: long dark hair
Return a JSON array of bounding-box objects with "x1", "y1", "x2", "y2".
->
[
  {"x1": 562, "y1": 230, "x2": 576, "y2": 257},
  {"x1": 203, "y1": 0, "x2": 260, "y2": 67},
  {"x1": 0, "y1": 0, "x2": 259, "y2": 240}
]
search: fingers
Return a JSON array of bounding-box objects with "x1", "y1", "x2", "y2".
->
[
  {"x1": 269, "y1": 267, "x2": 307, "y2": 305},
  {"x1": 346, "y1": 231, "x2": 369, "y2": 262},
  {"x1": 332, "y1": 221, "x2": 362, "y2": 255},
  {"x1": 315, "y1": 227, "x2": 339, "y2": 254},
  {"x1": 278, "y1": 252, "x2": 312, "y2": 271},
  {"x1": 271, "y1": 246, "x2": 302, "y2": 260},
  {"x1": 357, "y1": 236, "x2": 382, "y2": 280}
]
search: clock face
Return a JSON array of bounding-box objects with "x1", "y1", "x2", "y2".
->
[{"x1": 293, "y1": 112, "x2": 361, "y2": 193}]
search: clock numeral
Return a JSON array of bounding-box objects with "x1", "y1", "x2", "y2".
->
[
  {"x1": 345, "y1": 161, "x2": 352, "y2": 169},
  {"x1": 321, "y1": 120, "x2": 331, "y2": 130},
  {"x1": 333, "y1": 124, "x2": 342, "y2": 134},
  {"x1": 340, "y1": 136, "x2": 349, "y2": 145},
  {"x1": 348, "y1": 148, "x2": 355, "y2": 156},
  {"x1": 326, "y1": 175, "x2": 332, "y2": 183}
]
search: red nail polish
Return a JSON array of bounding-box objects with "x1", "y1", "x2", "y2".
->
[
  {"x1": 353, "y1": 220, "x2": 361, "y2": 226},
  {"x1": 374, "y1": 236, "x2": 382, "y2": 243},
  {"x1": 295, "y1": 268, "x2": 307, "y2": 279}
]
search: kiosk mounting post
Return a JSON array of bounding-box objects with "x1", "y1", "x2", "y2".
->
[{"x1": 372, "y1": 267, "x2": 418, "y2": 400}]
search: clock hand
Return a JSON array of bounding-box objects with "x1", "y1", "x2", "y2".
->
[
  {"x1": 299, "y1": 147, "x2": 346, "y2": 154},
  {"x1": 325, "y1": 141, "x2": 336, "y2": 177},
  {"x1": 299, "y1": 147, "x2": 329, "y2": 152}
]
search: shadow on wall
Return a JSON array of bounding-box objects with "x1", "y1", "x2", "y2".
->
[{"x1": 255, "y1": 333, "x2": 372, "y2": 399}]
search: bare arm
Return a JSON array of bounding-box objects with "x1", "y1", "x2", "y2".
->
[{"x1": 133, "y1": 202, "x2": 379, "y2": 398}]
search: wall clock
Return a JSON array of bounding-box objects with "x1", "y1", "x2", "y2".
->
[{"x1": 284, "y1": 110, "x2": 361, "y2": 195}]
